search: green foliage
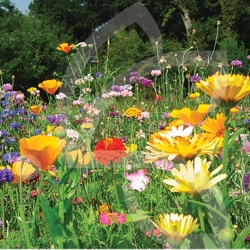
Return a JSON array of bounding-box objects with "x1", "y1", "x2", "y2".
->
[{"x1": 0, "y1": 7, "x2": 72, "y2": 92}]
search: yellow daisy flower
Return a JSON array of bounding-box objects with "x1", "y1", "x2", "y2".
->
[
  {"x1": 196, "y1": 74, "x2": 250, "y2": 109},
  {"x1": 144, "y1": 131, "x2": 223, "y2": 163},
  {"x1": 163, "y1": 157, "x2": 227, "y2": 194},
  {"x1": 154, "y1": 213, "x2": 199, "y2": 248}
]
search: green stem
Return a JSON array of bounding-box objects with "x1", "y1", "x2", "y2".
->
[
  {"x1": 0, "y1": 188, "x2": 5, "y2": 243},
  {"x1": 30, "y1": 172, "x2": 44, "y2": 241},
  {"x1": 111, "y1": 164, "x2": 121, "y2": 212},
  {"x1": 19, "y1": 162, "x2": 32, "y2": 248},
  {"x1": 222, "y1": 109, "x2": 230, "y2": 207},
  {"x1": 187, "y1": 199, "x2": 230, "y2": 223}
]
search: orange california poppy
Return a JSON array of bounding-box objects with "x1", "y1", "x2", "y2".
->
[
  {"x1": 19, "y1": 135, "x2": 61, "y2": 171},
  {"x1": 38, "y1": 79, "x2": 62, "y2": 95},
  {"x1": 170, "y1": 104, "x2": 215, "y2": 126},
  {"x1": 93, "y1": 138, "x2": 126, "y2": 165},
  {"x1": 12, "y1": 161, "x2": 36, "y2": 184},
  {"x1": 30, "y1": 105, "x2": 43, "y2": 115},
  {"x1": 56, "y1": 43, "x2": 74, "y2": 54}
]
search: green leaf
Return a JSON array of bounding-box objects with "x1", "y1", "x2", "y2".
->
[
  {"x1": 40, "y1": 195, "x2": 68, "y2": 248},
  {"x1": 203, "y1": 234, "x2": 219, "y2": 249},
  {"x1": 228, "y1": 127, "x2": 246, "y2": 149},
  {"x1": 233, "y1": 225, "x2": 250, "y2": 248},
  {"x1": 59, "y1": 167, "x2": 75, "y2": 185},
  {"x1": 126, "y1": 211, "x2": 151, "y2": 223}
]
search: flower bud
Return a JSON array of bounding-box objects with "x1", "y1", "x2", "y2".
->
[
  {"x1": 218, "y1": 228, "x2": 235, "y2": 245},
  {"x1": 52, "y1": 126, "x2": 66, "y2": 139}
]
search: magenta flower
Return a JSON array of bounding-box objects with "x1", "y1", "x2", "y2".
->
[
  {"x1": 125, "y1": 169, "x2": 150, "y2": 192},
  {"x1": 247, "y1": 55, "x2": 250, "y2": 61},
  {"x1": 243, "y1": 172, "x2": 250, "y2": 191},
  {"x1": 2, "y1": 83, "x2": 12, "y2": 91},
  {"x1": 231, "y1": 60, "x2": 242, "y2": 68},
  {"x1": 99, "y1": 212, "x2": 126, "y2": 226}
]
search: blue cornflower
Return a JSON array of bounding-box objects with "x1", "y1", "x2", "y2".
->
[
  {"x1": 0, "y1": 168, "x2": 14, "y2": 184},
  {"x1": 95, "y1": 72, "x2": 104, "y2": 78},
  {"x1": 5, "y1": 137, "x2": 16, "y2": 145},
  {"x1": 33, "y1": 129, "x2": 41, "y2": 135},
  {"x1": 47, "y1": 114, "x2": 67, "y2": 126},
  {"x1": 10, "y1": 122, "x2": 20, "y2": 129},
  {"x1": 190, "y1": 75, "x2": 201, "y2": 83},
  {"x1": 2, "y1": 152, "x2": 20, "y2": 164},
  {"x1": 0, "y1": 129, "x2": 8, "y2": 137}
]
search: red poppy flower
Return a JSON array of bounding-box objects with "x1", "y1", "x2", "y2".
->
[{"x1": 93, "y1": 138, "x2": 126, "y2": 165}]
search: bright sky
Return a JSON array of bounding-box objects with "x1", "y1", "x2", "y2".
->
[{"x1": 11, "y1": 0, "x2": 32, "y2": 13}]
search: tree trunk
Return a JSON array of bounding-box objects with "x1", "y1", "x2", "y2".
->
[{"x1": 179, "y1": 5, "x2": 192, "y2": 39}]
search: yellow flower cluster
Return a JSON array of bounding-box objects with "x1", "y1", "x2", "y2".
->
[{"x1": 124, "y1": 107, "x2": 142, "y2": 117}]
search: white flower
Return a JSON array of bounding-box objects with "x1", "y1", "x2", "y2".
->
[
  {"x1": 75, "y1": 42, "x2": 87, "y2": 47},
  {"x1": 166, "y1": 125, "x2": 193, "y2": 138},
  {"x1": 66, "y1": 129, "x2": 79, "y2": 139}
]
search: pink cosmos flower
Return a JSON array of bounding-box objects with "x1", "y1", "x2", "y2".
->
[
  {"x1": 242, "y1": 139, "x2": 250, "y2": 155},
  {"x1": 124, "y1": 169, "x2": 150, "y2": 192},
  {"x1": 155, "y1": 159, "x2": 173, "y2": 171},
  {"x1": 99, "y1": 212, "x2": 126, "y2": 226},
  {"x1": 151, "y1": 70, "x2": 161, "y2": 76}
]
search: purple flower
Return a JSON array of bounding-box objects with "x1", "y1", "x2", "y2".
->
[
  {"x1": 231, "y1": 60, "x2": 242, "y2": 68},
  {"x1": 2, "y1": 83, "x2": 12, "y2": 91},
  {"x1": 2, "y1": 152, "x2": 20, "y2": 164},
  {"x1": 243, "y1": 171, "x2": 250, "y2": 191},
  {"x1": 129, "y1": 76, "x2": 138, "y2": 83},
  {"x1": 162, "y1": 112, "x2": 170, "y2": 119},
  {"x1": 33, "y1": 129, "x2": 41, "y2": 135},
  {"x1": 0, "y1": 168, "x2": 14, "y2": 184},
  {"x1": 247, "y1": 55, "x2": 250, "y2": 61},
  {"x1": 138, "y1": 77, "x2": 153, "y2": 87},
  {"x1": 0, "y1": 129, "x2": 8, "y2": 137},
  {"x1": 130, "y1": 71, "x2": 138, "y2": 76},
  {"x1": 47, "y1": 114, "x2": 67, "y2": 126},
  {"x1": 110, "y1": 85, "x2": 121, "y2": 92},
  {"x1": 190, "y1": 74, "x2": 201, "y2": 83},
  {"x1": 95, "y1": 72, "x2": 104, "y2": 78},
  {"x1": 159, "y1": 121, "x2": 166, "y2": 130},
  {"x1": 108, "y1": 111, "x2": 119, "y2": 117},
  {"x1": 10, "y1": 122, "x2": 20, "y2": 129}
]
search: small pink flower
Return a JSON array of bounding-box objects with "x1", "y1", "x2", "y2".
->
[
  {"x1": 30, "y1": 190, "x2": 38, "y2": 197},
  {"x1": 102, "y1": 93, "x2": 110, "y2": 98},
  {"x1": 56, "y1": 92, "x2": 66, "y2": 100},
  {"x1": 125, "y1": 169, "x2": 150, "y2": 192},
  {"x1": 155, "y1": 159, "x2": 173, "y2": 171},
  {"x1": 126, "y1": 164, "x2": 132, "y2": 170},
  {"x1": 16, "y1": 93, "x2": 24, "y2": 100},
  {"x1": 99, "y1": 212, "x2": 126, "y2": 226},
  {"x1": 242, "y1": 139, "x2": 250, "y2": 155},
  {"x1": 151, "y1": 70, "x2": 161, "y2": 76}
]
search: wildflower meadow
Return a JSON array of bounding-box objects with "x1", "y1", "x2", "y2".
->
[{"x1": 1, "y1": 2, "x2": 250, "y2": 249}]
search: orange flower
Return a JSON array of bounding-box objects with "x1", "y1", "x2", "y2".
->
[
  {"x1": 30, "y1": 105, "x2": 43, "y2": 115},
  {"x1": 200, "y1": 113, "x2": 225, "y2": 137},
  {"x1": 170, "y1": 104, "x2": 215, "y2": 126},
  {"x1": 93, "y1": 138, "x2": 126, "y2": 165},
  {"x1": 38, "y1": 79, "x2": 62, "y2": 95},
  {"x1": 56, "y1": 43, "x2": 74, "y2": 54},
  {"x1": 19, "y1": 135, "x2": 61, "y2": 171},
  {"x1": 12, "y1": 161, "x2": 36, "y2": 184},
  {"x1": 124, "y1": 107, "x2": 142, "y2": 117}
]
